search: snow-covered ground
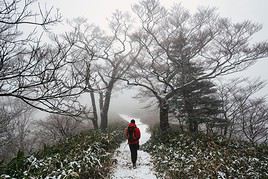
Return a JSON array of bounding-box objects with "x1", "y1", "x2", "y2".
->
[{"x1": 110, "y1": 114, "x2": 157, "y2": 179}]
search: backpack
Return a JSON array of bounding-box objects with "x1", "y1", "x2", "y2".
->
[{"x1": 127, "y1": 126, "x2": 136, "y2": 141}]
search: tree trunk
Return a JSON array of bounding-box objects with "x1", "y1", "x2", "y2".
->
[
  {"x1": 223, "y1": 112, "x2": 229, "y2": 136},
  {"x1": 188, "y1": 117, "x2": 198, "y2": 133},
  {"x1": 159, "y1": 98, "x2": 170, "y2": 131},
  {"x1": 99, "y1": 91, "x2": 104, "y2": 130},
  {"x1": 188, "y1": 119, "x2": 194, "y2": 133},
  {"x1": 223, "y1": 125, "x2": 228, "y2": 136},
  {"x1": 184, "y1": 96, "x2": 198, "y2": 133},
  {"x1": 193, "y1": 119, "x2": 198, "y2": 133},
  {"x1": 100, "y1": 87, "x2": 113, "y2": 130},
  {"x1": 90, "y1": 91, "x2": 98, "y2": 129}
]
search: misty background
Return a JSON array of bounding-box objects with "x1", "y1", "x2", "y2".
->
[
  {"x1": 1, "y1": 1, "x2": 268, "y2": 178},
  {"x1": 41, "y1": 0, "x2": 268, "y2": 117}
]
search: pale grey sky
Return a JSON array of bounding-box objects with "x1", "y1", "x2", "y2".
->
[
  {"x1": 44, "y1": 0, "x2": 268, "y2": 114},
  {"x1": 46, "y1": 0, "x2": 268, "y2": 74},
  {"x1": 46, "y1": 0, "x2": 268, "y2": 34}
]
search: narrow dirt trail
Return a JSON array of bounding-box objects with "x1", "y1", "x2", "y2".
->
[{"x1": 110, "y1": 114, "x2": 158, "y2": 179}]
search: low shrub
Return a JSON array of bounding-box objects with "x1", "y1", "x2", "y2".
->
[
  {"x1": 0, "y1": 122, "x2": 126, "y2": 179},
  {"x1": 144, "y1": 125, "x2": 268, "y2": 178}
]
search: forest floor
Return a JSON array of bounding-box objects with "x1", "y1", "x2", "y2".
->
[{"x1": 110, "y1": 114, "x2": 158, "y2": 179}]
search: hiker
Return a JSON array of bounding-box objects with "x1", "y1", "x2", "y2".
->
[{"x1": 124, "y1": 119, "x2": 141, "y2": 168}]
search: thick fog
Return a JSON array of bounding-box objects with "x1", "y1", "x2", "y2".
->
[
  {"x1": 29, "y1": 0, "x2": 268, "y2": 121},
  {"x1": 45, "y1": 0, "x2": 268, "y2": 96}
]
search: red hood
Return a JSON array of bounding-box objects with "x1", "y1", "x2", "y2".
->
[{"x1": 128, "y1": 123, "x2": 136, "y2": 127}]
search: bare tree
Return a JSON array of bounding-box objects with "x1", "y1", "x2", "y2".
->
[
  {"x1": 0, "y1": 97, "x2": 34, "y2": 161},
  {"x1": 239, "y1": 98, "x2": 268, "y2": 144},
  {"x1": 10, "y1": 100, "x2": 33, "y2": 153},
  {"x1": 217, "y1": 78, "x2": 265, "y2": 139},
  {"x1": 65, "y1": 12, "x2": 141, "y2": 130},
  {"x1": 217, "y1": 78, "x2": 268, "y2": 144},
  {"x1": 97, "y1": 11, "x2": 141, "y2": 130},
  {"x1": 125, "y1": 0, "x2": 268, "y2": 131},
  {"x1": 63, "y1": 18, "x2": 105, "y2": 129},
  {"x1": 35, "y1": 114, "x2": 84, "y2": 145},
  {"x1": 0, "y1": 104, "x2": 14, "y2": 161},
  {"x1": 0, "y1": 0, "x2": 86, "y2": 115},
  {"x1": 0, "y1": 0, "x2": 60, "y2": 26}
]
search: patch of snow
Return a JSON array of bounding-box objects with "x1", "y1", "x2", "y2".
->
[
  {"x1": 111, "y1": 114, "x2": 157, "y2": 179},
  {"x1": 0, "y1": 175, "x2": 11, "y2": 178},
  {"x1": 217, "y1": 171, "x2": 226, "y2": 179}
]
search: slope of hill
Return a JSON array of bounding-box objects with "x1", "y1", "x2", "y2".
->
[
  {"x1": 143, "y1": 127, "x2": 268, "y2": 178},
  {"x1": 0, "y1": 122, "x2": 126, "y2": 179}
]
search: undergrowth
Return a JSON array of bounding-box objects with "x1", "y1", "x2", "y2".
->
[
  {"x1": 0, "y1": 121, "x2": 127, "y2": 179},
  {"x1": 144, "y1": 126, "x2": 268, "y2": 178}
]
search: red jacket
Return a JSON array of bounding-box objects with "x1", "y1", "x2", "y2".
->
[{"x1": 124, "y1": 123, "x2": 141, "y2": 144}]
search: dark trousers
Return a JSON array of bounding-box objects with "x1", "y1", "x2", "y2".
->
[{"x1": 129, "y1": 143, "x2": 139, "y2": 165}]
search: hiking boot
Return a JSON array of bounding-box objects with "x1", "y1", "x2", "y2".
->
[{"x1": 133, "y1": 163, "x2": 136, "y2": 169}]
